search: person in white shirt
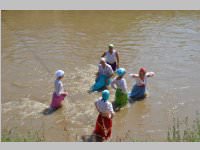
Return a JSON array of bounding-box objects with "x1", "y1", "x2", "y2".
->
[
  {"x1": 89, "y1": 57, "x2": 114, "y2": 92},
  {"x1": 129, "y1": 67, "x2": 155, "y2": 100},
  {"x1": 93, "y1": 90, "x2": 115, "y2": 141},
  {"x1": 101, "y1": 44, "x2": 119, "y2": 71},
  {"x1": 50, "y1": 70, "x2": 68, "y2": 110},
  {"x1": 111, "y1": 68, "x2": 128, "y2": 110}
]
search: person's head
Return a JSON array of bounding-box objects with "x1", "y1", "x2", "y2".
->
[
  {"x1": 139, "y1": 67, "x2": 146, "y2": 78},
  {"x1": 102, "y1": 90, "x2": 110, "y2": 102},
  {"x1": 108, "y1": 44, "x2": 114, "y2": 53},
  {"x1": 55, "y1": 70, "x2": 64, "y2": 80},
  {"x1": 100, "y1": 57, "x2": 106, "y2": 66},
  {"x1": 116, "y1": 68, "x2": 126, "y2": 78}
]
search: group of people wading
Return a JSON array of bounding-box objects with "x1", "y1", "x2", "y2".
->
[{"x1": 47, "y1": 44, "x2": 155, "y2": 141}]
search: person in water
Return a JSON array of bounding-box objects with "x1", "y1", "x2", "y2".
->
[
  {"x1": 129, "y1": 67, "x2": 155, "y2": 100},
  {"x1": 50, "y1": 70, "x2": 68, "y2": 110},
  {"x1": 89, "y1": 57, "x2": 114, "y2": 92},
  {"x1": 111, "y1": 68, "x2": 128, "y2": 110},
  {"x1": 93, "y1": 90, "x2": 115, "y2": 141},
  {"x1": 101, "y1": 44, "x2": 119, "y2": 71}
]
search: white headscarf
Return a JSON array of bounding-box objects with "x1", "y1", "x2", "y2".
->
[
  {"x1": 100, "y1": 57, "x2": 106, "y2": 63},
  {"x1": 55, "y1": 70, "x2": 64, "y2": 78}
]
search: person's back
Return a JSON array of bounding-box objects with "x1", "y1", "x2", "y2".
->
[
  {"x1": 105, "y1": 50, "x2": 117, "y2": 64},
  {"x1": 96, "y1": 98, "x2": 113, "y2": 114}
]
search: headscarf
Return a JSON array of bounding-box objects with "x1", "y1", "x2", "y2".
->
[
  {"x1": 139, "y1": 67, "x2": 146, "y2": 74},
  {"x1": 100, "y1": 57, "x2": 106, "y2": 63},
  {"x1": 109, "y1": 44, "x2": 114, "y2": 48},
  {"x1": 116, "y1": 68, "x2": 126, "y2": 77},
  {"x1": 55, "y1": 70, "x2": 64, "y2": 78},
  {"x1": 101, "y1": 90, "x2": 110, "y2": 102}
]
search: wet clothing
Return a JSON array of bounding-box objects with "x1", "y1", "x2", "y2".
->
[
  {"x1": 129, "y1": 72, "x2": 154, "y2": 99},
  {"x1": 54, "y1": 79, "x2": 64, "y2": 96},
  {"x1": 111, "y1": 77, "x2": 128, "y2": 93},
  {"x1": 114, "y1": 88, "x2": 128, "y2": 108},
  {"x1": 51, "y1": 79, "x2": 66, "y2": 109},
  {"x1": 105, "y1": 50, "x2": 118, "y2": 71},
  {"x1": 98, "y1": 63, "x2": 113, "y2": 77},
  {"x1": 91, "y1": 64, "x2": 113, "y2": 92},
  {"x1": 105, "y1": 50, "x2": 117, "y2": 64},
  {"x1": 95, "y1": 98, "x2": 114, "y2": 114},
  {"x1": 91, "y1": 75, "x2": 111, "y2": 92},
  {"x1": 107, "y1": 62, "x2": 117, "y2": 71},
  {"x1": 50, "y1": 92, "x2": 66, "y2": 109},
  {"x1": 94, "y1": 98, "x2": 114, "y2": 140},
  {"x1": 129, "y1": 84, "x2": 146, "y2": 99},
  {"x1": 111, "y1": 78, "x2": 128, "y2": 108},
  {"x1": 94, "y1": 114, "x2": 112, "y2": 140}
]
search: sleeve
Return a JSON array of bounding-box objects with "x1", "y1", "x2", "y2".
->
[
  {"x1": 129, "y1": 73, "x2": 139, "y2": 78},
  {"x1": 108, "y1": 65, "x2": 114, "y2": 75},
  {"x1": 55, "y1": 81, "x2": 62, "y2": 96},
  {"x1": 121, "y1": 79, "x2": 128, "y2": 93},
  {"x1": 111, "y1": 78, "x2": 117, "y2": 89},
  {"x1": 146, "y1": 72, "x2": 155, "y2": 77},
  {"x1": 98, "y1": 64, "x2": 101, "y2": 74},
  {"x1": 108, "y1": 103, "x2": 114, "y2": 113}
]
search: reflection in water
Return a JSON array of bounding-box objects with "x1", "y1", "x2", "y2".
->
[{"x1": 2, "y1": 11, "x2": 200, "y2": 141}]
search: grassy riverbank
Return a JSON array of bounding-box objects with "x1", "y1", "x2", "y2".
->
[
  {"x1": 167, "y1": 116, "x2": 200, "y2": 142},
  {"x1": 2, "y1": 115, "x2": 200, "y2": 142},
  {"x1": 1, "y1": 129, "x2": 45, "y2": 142}
]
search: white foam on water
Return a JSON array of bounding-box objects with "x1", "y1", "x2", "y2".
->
[{"x1": 2, "y1": 98, "x2": 48, "y2": 120}]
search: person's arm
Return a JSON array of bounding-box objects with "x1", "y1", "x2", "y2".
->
[
  {"x1": 96, "y1": 65, "x2": 100, "y2": 79},
  {"x1": 109, "y1": 104, "x2": 115, "y2": 119},
  {"x1": 101, "y1": 52, "x2": 106, "y2": 57},
  {"x1": 111, "y1": 112, "x2": 115, "y2": 119},
  {"x1": 55, "y1": 81, "x2": 61, "y2": 96},
  {"x1": 111, "y1": 79, "x2": 117, "y2": 90},
  {"x1": 95, "y1": 101, "x2": 100, "y2": 113},
  {"x1": 129, "y1": 73, "x2": 139, "y2": 78},
  {"x1": 146, "y1": 72, "x2": 155, "y2": 77},
  {"x1": 116, "y1": 51, "x2": 119, "y2": 68},
  {"x1": 122, "y1": 79, "x2": 128, "y2": 93}
]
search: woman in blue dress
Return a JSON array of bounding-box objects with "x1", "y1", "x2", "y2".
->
[
  {"x1": 89, "y1": 58, "x2": 114, "y2": 92},
  {"x1": 129, "y1": 67, "x2": 155, "y2": 100}
]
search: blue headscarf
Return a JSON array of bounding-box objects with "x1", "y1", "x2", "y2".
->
[
  {"x1": 102, "y1": 90, "x2": 110, "y2": 102},
  {"x1": 116, "y1": 68, "x2": 126, "y2": 77}
]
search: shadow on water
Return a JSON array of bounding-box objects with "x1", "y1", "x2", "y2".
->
[
  {"x1": 42, "y1": 106, "x2": 62, "y2": 115},
  {"x1": 81, "y1": 134, "x2": 104, "y2": 142},
  {"x1": 128, "y1": 96, "x2": 146, "y2": 104}
]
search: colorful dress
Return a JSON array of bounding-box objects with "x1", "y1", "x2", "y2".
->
[
  {"x1": 50, "y1": 79, "x2": 66, "y2": 109},
  {"x1": 94, "y1": 99, "x2": 114, "y2": 140},
  {"x1": 91, "y1": 64, "x2": 113, "y2": 92},
  {"x1": 105, "y1": 50, "x2": 117, "y2": 71},
  {"x1": 129, "y1": 72, "x2": 154, "y2": 100},
  {"x1": 111, "y1": 77, "x2": 128, "y2": 108}
]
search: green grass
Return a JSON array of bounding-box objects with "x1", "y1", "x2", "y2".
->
[
  {"x1": 1, "y1": 129, "x2": 45, "y2": 142},
  {"x1": 167, "y1": 114, "x2": 200, "y2": 142}
]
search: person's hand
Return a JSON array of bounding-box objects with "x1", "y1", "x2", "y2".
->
[{"x1": 62, "y1": 92, "x2": 68, "y2": 97}]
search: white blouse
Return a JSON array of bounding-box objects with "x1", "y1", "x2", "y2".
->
[
  {"x1": 105, "y1": 50, "x2": 117, "y2": 64},
  {"x1": 54, "y1": 79, "x2": 64, "y2": 96},
  {"x1": 130, "y1": 72, "x2": 155, "y2": 86},
  {"x1": 98, "y1": 63, "x2": 113, "y2": 76},
  {"x1": 111, "y1": 77, "x2": 128, "y2": 93},
  {"x1": 95, "y1": 98, "x2": 114, "y2": 114}
]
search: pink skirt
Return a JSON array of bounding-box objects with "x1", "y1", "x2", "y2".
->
[{"x1": 50, "y1": 92, "x2": 66, "y2": 109}]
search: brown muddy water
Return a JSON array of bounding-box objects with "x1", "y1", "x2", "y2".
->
[{"x1": 1, "y1": 11, "x2": 200, "y2": 142}]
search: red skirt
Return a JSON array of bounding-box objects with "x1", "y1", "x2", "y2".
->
[{"x1": 93, "y1": 114, "x2": 112, "y2": 140}]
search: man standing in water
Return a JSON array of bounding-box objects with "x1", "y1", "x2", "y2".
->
[{"x1": 101, "y1": 44, "x2": 120, "y2": 71}]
